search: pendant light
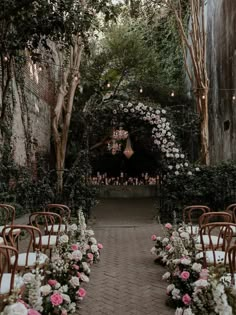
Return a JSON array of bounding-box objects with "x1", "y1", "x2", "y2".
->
[{"x1": 123, "y1": 136, "x2": 134, "y2": 159}]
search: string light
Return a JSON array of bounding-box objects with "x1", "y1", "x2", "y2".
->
[
  {"x1": 202, "y1": 95, "x2": 206, "y2": 99},
  {"x1": 107, "y1": 82, "x2": 111, "y2": 88},
  {"x1": 232, "y1": 95, "x2": 236, "y2": 101},
  {"x1": 3, "y1": 56, "x2": 8, "y2": 62},
  {"x1": 139, "y1": 87, "x2": 143, "y2": 93},
  {"x1": 171, "y1": 91, "x2": 175, "y2": 97},
  {"x1": 38, "y1": 66, "x2": 42, "y2": 72},
  {"x1": 74, "y1": 75, "x2": 78, "y2": 81}
]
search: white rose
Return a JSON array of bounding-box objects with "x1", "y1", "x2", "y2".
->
[
  {"x1": 71, "y1": 250, "x2": 83, "y2": 261},
  {"x1": 127, "y1": 102, "x2": 132, "y2": 108},
  {"x1": 184, "y1": 162, "x2": 189, "y2": 167},
  {"x1": 40, "y1": 284, "x2": 52, "y2": 296},
  {"x1": 183, "y1": 308, "x2": 195, "y2": 315},
  {"x1": 194, "y1": 279, "x2": 208, "y2": 287},
  {"x1": 162, "y1": 272, "x2": 171, "y2": 280},
  {"x1": 180, "y1": 154, "x2": 185, "y2": 158},
  {"x1": 69, "y1": 276, "x2": 80, "y2": 288},
  {"x1": 172, "y1": 288, "x2": 181, "y2": 299},
  {"x1": 91, "y1": 244, "x2": 98, "y2": 253},
  {"x1": 166, "y1": 284, "x2": 175, "y2": 294},
  {"x1": 175, "y1": 308, "x2": 183, "y2": 315},
  {"x1": 150, "y1": 247, "x2": 157, "y2": 255},
  {"x1": 175, "y1": 153, "x2": 180, "y2": 158},
  {"x1": 175, "y1": 171, "x2": 179, "y2": 175},
  {"x1": 187, "y1": 171, "x2": 193, "y2": 176},
  {"x1": 55, "y1": 282, "x2": 61, "y2": 289},
  {"x1": 80, "y1": 273, "x2": 90, "y2": 283},
  {"x1": 23, "y1": 272, "x2": 35, "y2": 284},
  {"x1": 61, "y1": 293, "x2": 71, "y2": 303},
  {"x1": 68, "y1": 224, "x2": 77, "y2": 231},
  {"x1": 59, "y1": 234, "x2": 69, "y2": 243},
  {"x1": 162, "y1": 109, "x2": 166, "y2": 114},
  {"x1": 85, "y1": 230, "x2": 94, "y2": 236},
  {"x1": 89, "y1": 237, "x2": 97, "y2": 244},
  {"x1": 195, "y1": 167, "x2": 200, "y2": 172},
  {"x1": 191, "y1": 263, "x2": 202, "y2": 273},
  {"x1": 180, "y1": 232, "x2": 190, "y2": 239},
  {"x1": 180, "y1": 258, "x2": 191, "y2": 265},
  {"x1": 60, "y1": 284, "x2": 68, "y2": 292},
  {"x1": 176, "y1": 164, "x2": 180, "y2": 169},
  {"x1": 162, "y1": 237, "x2": 169, "y2": 244},
  {"x1": 82, "y1": 262, "x2": 89, "y2": 272},
  {"x1": 168, "y1": 165, "x2": 173, "y2": 170},
  {"x1": 3, "y1": 303, "x2": 28, "y2": 315}
]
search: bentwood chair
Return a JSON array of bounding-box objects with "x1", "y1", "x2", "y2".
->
[
  {"x1": 228, "y1": 244, "x2": 236, "y2": 286},
  {"x1": 182, "y1": 205, "x2": 211, "y2": 235},
  {"x1": 196, "y1": 222, "x2": 235, "y2": 268},
  {"x1": 29, "y1": 212, "x2": 63, "y2": 256},
  {"x1": 2, "y1": 225, "x2": 48, "y2": 271},
  {"x1": 0, "y1": 245, "x2": 24, "y2": 298},
  {"x1": 0, "y1": 204, "x2": 21, "y2": 241},
  {"x1": 44, "y1": 204, "x2": 71, "y2": 232}
]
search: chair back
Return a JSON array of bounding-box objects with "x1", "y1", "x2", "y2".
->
[
  {"x1": 44, "y1": 204, "x2": 71, "y2": 222},
  {"x1": 0, "y1": 245, "x2": 18, "y2": 295},
  {"x1": 183, "y1": 205, "x2": 210, "y2": 224},
  {"x1": 0, "y1": 204, "x2": 15, "y2": 226},
  {"x1": 228, "y1": 244, "x2": 236, "y2": 285},
  {"x1": 199, "y1": 211, "x2": 232, "y2": 228}
]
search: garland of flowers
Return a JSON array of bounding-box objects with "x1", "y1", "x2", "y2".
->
[
  {"x1": 114, "y1": 102, "x2": 200, "y2": 176},
  {"x1": 150, "y1": 223, "x2": 236, "y2": 314},
  {"x1": 2, "y1": 209, "x2": 103, "y2": 315}
]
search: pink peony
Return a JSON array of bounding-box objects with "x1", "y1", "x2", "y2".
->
[
  {"x1": 151, "y1": 234, "x2": 157, "y2": 241},
  {"x1": 97, "y1": 243, "x2": 103, "y2": 249},
  {"x1": 48, "y1": 279, "x2": 57, "y2": 286},
  {"x1": 72, "y1": 264, "x2": 79, "y2": 270},
  {"x1": 87, "y1": 253, "x2": 94, "y2": 260},
  {"x1": 180, "y1": 271, "x2": 190, "y2": 281},
  {"x1": 28, "y1": 310, "x2": 41, "y2": 315},
  {"x1": 77, "y1": 287, "x2": 86, "y2": 298},
  {"x1": 165, "y1": 223, "x2": 172, "y2": 229},
  {"x1": 200, "y1": 268, "x2": 209, "y2": 280},
  {"x1": 182, "y1": 294, "x2": 191, "y2": 305},
  {"x1": 50, "y1": 293, "x2": 63, "y2": 306},
  {"x1": 71, "y1": 244, "x2": 79, "y2": 251}
]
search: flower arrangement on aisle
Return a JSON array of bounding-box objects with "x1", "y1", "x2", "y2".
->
[
  {"x1": 150, "y1": 223, "x2": 236, "y2": 315},
  {"x1": 2, "y1": 209, "x2": 103, "y2": 315}
]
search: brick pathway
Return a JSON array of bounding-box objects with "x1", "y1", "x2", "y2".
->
[{"x1": 78, "y1": 199, "x2": 174, "y2": 315}]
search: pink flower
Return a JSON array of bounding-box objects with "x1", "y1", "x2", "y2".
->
[
  {"x1": 165, "y1": 223, "x2": 172, "y2": 229},
  {"x1": 182, "y1": 294, "x2": 191, "y2": 305},
  {"x1": 97, "y1": 243, "x2": 103, "y2": 249},
  {"x1": 180, "y1": 271, "x2": 190, "y2": 281},
  {"x1": 77, "y1": 287, "x2": 87, "y2": 298},
  {"x1": 50, "y1": 293, "x2": 63, "y2": 306},
  {"x1": 165, "y1": 244, "x2": 171, "y2": 251},
  {"x1": 28, "y1": 310, "x2": 41, "y2": 315},
  {"x1": 71, "y1": 244, "x2": 79, "y2": 251},
  {"x1": 151, "y1": 234, "x2": 157, "y2": 241},
  {"x1": 61, "y1": 310, "x2": 67, "y2": 315},
  {"x1": 200, "y1": 268, "x2": 209, "y2": 280},
  {"x1": 72, "y1": 264, "x2": 79, "y2": 270},
  {"x1": 48, "y1": 279, "x2": 57, "y2": 286},
  {"x1": 77, "y1": 272, "x2": 81, "y2": 278},
  {"x1": 87, "y1": 253, "x2": 94, "y2": 260}
]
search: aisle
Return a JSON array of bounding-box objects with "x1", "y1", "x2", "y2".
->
[{"x1": 78, "y1": 199, "x2": 173, "y2": 315}]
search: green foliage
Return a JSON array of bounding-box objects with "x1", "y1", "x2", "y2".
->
[{"x1": 161, "y1": 162, "x2": 236, "y2": 222}]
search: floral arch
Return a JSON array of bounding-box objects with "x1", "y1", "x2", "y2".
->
[{"x1": 110, "y1": 100, "x2": 200, "y2": 177}]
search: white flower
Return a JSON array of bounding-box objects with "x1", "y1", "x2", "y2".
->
[
  {"x1": 191, "y1": 263, "x2": 202, "y2": 273},
  {"x1": 176, "y1": 164, "x2": 180, "y2": 169},
  {"x1": 156, "y1": 110, "x2": 160, "y2": 114},
  {"x1": 195, "y1": 167, "x2": 200, "y2": 172},
  {"x1": 23, "y1": 272, "x2": 35, "y2": 284},
  {"x1": 187, "y1": 171, "x2": 193, "y2": 176},
  {"x1": 113, "y1": 109, "x2": 117, "y2": 114},
  {"x1": 175, "y1": 153, "x2": 180, "y2": 158},
  {"x1": 180, "y1": 232, "x2": 190, "y2": 239},
  {"x1": 86, "y1": 230, "x2": 94, "y2": 236},
  {"x1": 40, "y1": 284, "x2": 51, "y2": 296},
  {"x1": 162, "y1": 272, "x2": 171, "y2": 280},
  {"x1": 183, "y1": 308, "x2": 195, "y2": 315},
  {"x1": 55, "y1": 282, "x2": 61, "y2": 289},
  {"x1": 175, "y1": 308, "x2": 183, "y2": 315},
  {"x1": 180, "y1": 258, "x2": 191, "y2": 265},
  {"x1": 69, "y1": 276, "x2": 80, "y2": 288},
  {"x1": 119, "y1": 104, "x2": 123, "y2": 108},
  {"x1": 61, "y1": 293, "x2": 71, "y2": 303},
  {"x1": 89, "y1": 237, "x2": 97, "y2": 244},
  {"x1": 184, "y1": 162, "x2": 189, "y2": 167},
  {"x1": 172, "y1": 259, "x2": 181, "y2": 264},
  {"x1": 59, "y1": 234, "x2": 69, "y2": 243},
  {"x1": 91, "y1": 244, "x2": 98, "y2": 253},
  {"x1": 194, "y1": 279, "x2": 209, "y2": 287},
  {"x1": 3, "y1": 303, "x2": 28, "y2": 315},
  {"x1": 150, "y1": 246, "x2": 157, "y2": 255},
  {"x1": 172, "y1": 288, "x2": 181, "y2": 299},
  {"x1": 127, "y1": 102, "x2": 132, "y2": 107},
  {"x1": 82, "y1": 262, "x2": 90, "y2": 272},
  {"x1": 71, "y1": 250, "x2": 83, "y2": 261},
  {"x1": 60, "y1": 285, "x2": 68, "y2": 292},
  {"x1": 168, "y1": 165, "x2": 173, "y2": 170},
  {"x1": 80, "y1": 273, "x2": 90, "y2": 283},
  {"x1": 162, "y1": 237, "x2": 169, "y2": 244},
  {"x1": 161, "y1": 109, "x2": 166, "y2": 114},
  {"x1": 68, "y1": 224, "x2": 77, "y2": 231},
  {"x1": 175, "y1": 171, "x2": 180, "y2": 175},
  {"x1": 180, "y1": 154, "x2": 185, "y2": 158},
  {"x1": 166, "y1": 284, "x2": 175, "y2": 294}
]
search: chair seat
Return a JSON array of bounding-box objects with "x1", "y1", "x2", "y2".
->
[
  {"x1": 0, "y1": 226, "x2": 21, "y2": 235},
  {"x1": 196, "y1": 235, "x2": 224, "y2": 246},
  {"x1": 10, "y1": 252, "x2": 48, "y2": 267},
  {"x1": 0, "y1": 273, "x2": 24, "y2": 295},
  {"x1": 46, "y1": 224, "x2": 66, "y2": 233},
  {"x1": 35, "y1": 235, "x2": 57, "y2": 246},
  {"x1": 196, "y1": 250, "x2": 228, "y2": 264}
]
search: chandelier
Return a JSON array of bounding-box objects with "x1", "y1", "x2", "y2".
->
[{"x1": 107, "y1": 127, "x2": 129, "y2": 155}]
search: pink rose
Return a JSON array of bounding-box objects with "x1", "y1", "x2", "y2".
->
[
  {"x1": 72, "y1": 264, "x2": 79, "y2": 270},
  {"x1": 182, "y1": 293, "x2": 191, "y2": 305},
  {"x1": 165, "y1": 223, "x2": 172, "y2": 229},
  {"x1": 97, "y1": 243, "x2": 103, "y2": 249},
  {"x1": 71, "y1": 244, "x2": 79, "y2": 251},
  {"x1": 151, "y1": 234, "x2": 157, "y2": 241},
  {"x1": 200, "y1": 268, "x2": 209, "y2": 280},
  {"x1": 48, "y1": 279, "x2": 57, "y2": 286},
  {"x1": 28, "y1": 310, "x2": 41, "y2": 315},
  {"x1": 61, "y1": 310, "x2": 67, "y2": 315},
  {"x1": 87, "y1": 253, "x2": 94, "y2": 260},
  {"x1": 165, "y1": 244, "x2": 171, "y2": 251},
  {"x1": 50, "y1": 293, "x2": 63, "y2": 306},
  {"x1": 77, "y1": 287, "x2": 86, "y2": 298},
  {"x1": 180, "y1": 271, "x2": 190, "y2": 281}
]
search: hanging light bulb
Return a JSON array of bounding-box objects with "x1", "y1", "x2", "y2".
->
[
  {"x1": 232, "y1": 95, "x2": 236, "y2": 101},
  {"x1": 170, "y1": 91, "x2": 175, "y2": 97},
  {"x1": 107, "y1": 82, "x2": 111, "y2": 88},
  {"x1": 139, "y1": 87, "x2": 143, "y2": 93},
  {"x1": 3, "y1": 56, "x2": 8, "y2": 62},
  {"x1": 123, "y1": 136, "x2": 134, "y2": 159},
  {"x1": 202, "y1": 94, "x2": 206, "y2": 99},
  {"x1": 38, "y1": 65, "x2": 43, "y2": 72},
  {"x1": 74, "y1": 75, "x2": 78, "y2": 81}
]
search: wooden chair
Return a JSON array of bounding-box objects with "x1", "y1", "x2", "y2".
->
[
  {"x1": 228, "y1": 244, "x2": 236, "y2": 286},
  {"x1": 44, "y1": 204, "x2": 71, "y2": 232},
  {"x1": 2, "y1": 225, "x2": 48, "y2": 271},
  {"x1": 196, "y1": 222, "x2": 235, "y2": 268},
  {"x1": 0, "y1": 204, "x2": 20, "y2": 237},
  {"x1": 182, "y1": 205, "x2": 211, "y2": 235},
  {"x1": 29, "y1": 212, "x2": 63, "y2": 256},
  {"x1": 0, "y1": 245, "x2": 24, "y2": 298}
]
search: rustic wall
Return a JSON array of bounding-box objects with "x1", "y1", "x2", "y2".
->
[{"x1": 207, "y1": 0, "x2": 236, "y2": 163}]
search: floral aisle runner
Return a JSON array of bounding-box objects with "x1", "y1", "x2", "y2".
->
[
  {"x1": 2, "y1": 209, "x2": 103, "y2": 315},
  {"x1": 150, "y1": 223, "x2": 236, "y2": 315}
]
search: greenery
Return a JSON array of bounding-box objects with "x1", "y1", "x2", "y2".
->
[{"x1": 160, "y1": 162, "x2": 236, "y2": 222}]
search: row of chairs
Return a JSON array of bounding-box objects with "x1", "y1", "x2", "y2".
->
[{"x1": 0, "y1": 203, "x2": 72, "y2": 300}]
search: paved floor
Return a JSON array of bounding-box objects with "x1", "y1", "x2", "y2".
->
[{"x1": 78, "y1": 199, "x2": 174, "y2": 315}]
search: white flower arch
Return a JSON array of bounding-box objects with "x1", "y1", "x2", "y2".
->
[{"x1": 113, "y1": 101, "x2": 200, "y2": 176}]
